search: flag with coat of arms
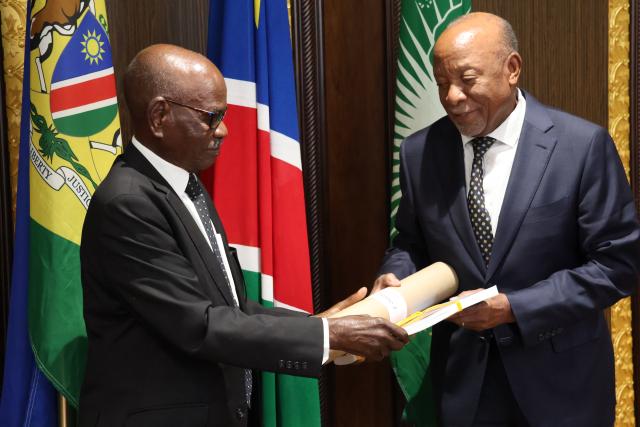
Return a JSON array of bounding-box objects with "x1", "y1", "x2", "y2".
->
[{"x1": 0, "y1": 1, "x2": 121, "y2": 424}]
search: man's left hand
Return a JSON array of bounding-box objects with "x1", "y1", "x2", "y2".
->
[{"x1": 448, "y1": 290, "x2": 515, "y2": 331}]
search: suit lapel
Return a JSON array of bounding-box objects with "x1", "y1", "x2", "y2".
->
[
  {"x1": 487, "y1": 96, "x2": 557, "y2": 279},
  {"x1": 123, "y1": 144, "x2": 236, "y2": 306},
  {"x1": 203, "y1": 191, "x2": 248, "y2": 311},
  {"x1": 165, "y1": 191, "x2": 236, "y2": 306},
  {"x1": 433, "y1": 121, "x2": 486, "y2": 276}
]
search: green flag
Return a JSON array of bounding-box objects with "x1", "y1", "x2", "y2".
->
[{"x1": 390, "y1": 1, "x2": 471, "y2": 425}]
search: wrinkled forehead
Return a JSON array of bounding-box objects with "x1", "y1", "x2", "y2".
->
[
  {"x1": 434, "y1": 28, "x2": 504, "y2": 72},
  {"x1": 177, "y1": 64, "x2": 227, "y2": 102}
]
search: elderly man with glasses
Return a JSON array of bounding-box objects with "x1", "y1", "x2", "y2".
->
[{"x1": 78, "y1": 44, "x2": 408, "y2": 427}]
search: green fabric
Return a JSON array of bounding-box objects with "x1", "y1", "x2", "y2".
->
[
  {"x1": 390, "y1": 1, "x2": 471, "y2": 424},
  {"x1": 28, "y1": 219, "x2": 86, "y2": 407},
  {"x1": 390, "y1": 331, "x2": 436, "y2": 426},
  {"x1": 53, "y1": 104, "x2": 118, "y2": 137},
  {"x1": 241, "y1": 269, "x2": 321, "y2": 427}
]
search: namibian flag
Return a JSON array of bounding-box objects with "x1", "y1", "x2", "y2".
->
[
  {"x1": 0, "y1": 2, "x2": 121, "y2": 424},
  {"x1": 203, "y1": 1, "x2": 321, "y2": 426},
  {"x1": 49, "y1": 11, "x2": 117, "y2": 137}
]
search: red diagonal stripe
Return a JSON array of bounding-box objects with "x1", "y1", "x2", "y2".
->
[{"x1": 50, "y1": 74, "x2": 116, "y2": 112}]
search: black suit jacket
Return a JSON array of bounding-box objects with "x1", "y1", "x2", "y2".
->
[
  {"x1": 79, "y1": 144, "x2": 323, "y2": 427},
  {"x1": 381, "y1": 93, "x2": 640, "y2": 426}
]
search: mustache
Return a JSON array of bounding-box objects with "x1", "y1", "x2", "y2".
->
[{"x1": 449, "y1": 109, "x2": 473, "y2": 115}]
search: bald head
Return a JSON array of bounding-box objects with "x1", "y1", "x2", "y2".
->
[
  {"x1": 123, "y1": 44, "x2": 225, "y2": 128},
  {"x1": 440, "y1": 12, "x2": 518, "y2": 61},
  {"x1": 123, "y1": 44, "x2": 229, "y2": 173},
  {"x1": 433, "y1": 13, "x2": 522, "y2": 137}
]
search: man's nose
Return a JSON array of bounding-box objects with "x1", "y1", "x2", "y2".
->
[
  {"x1": 215, "y1": 120, "x2": 228, "y2": 138},
  {"x1": 446, "y1": 84, "x2": 466, "y2": 105}
]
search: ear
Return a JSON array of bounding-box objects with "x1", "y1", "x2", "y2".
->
[
  {"x1": 506, "y1": 52, "x2": 522, "y2": 86},
  {"x1": 148, "y1": 96, "x2": 169, "y2": 139}
]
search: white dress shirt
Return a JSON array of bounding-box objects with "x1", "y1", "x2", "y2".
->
[
  {"x1": 460, "y1": 89, "x2": 527, "y2": 236},
  {"x1": 131, "y1": 137, "x2": 330, "y2": 363}
]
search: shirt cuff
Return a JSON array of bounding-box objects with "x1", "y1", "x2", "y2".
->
[{"x1": 321, "y1": 317, "x2": 329, "y2": 364}]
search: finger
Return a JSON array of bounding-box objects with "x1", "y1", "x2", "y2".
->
[
  {"x1": 455, "y1": 288, "x2": 484, "y2": 298},
  {"x1": 324, "y1": 288, "x2": 368, "y2": 316},
  {"x1": 372, "y1": 274, "x2": 401, "y2": 293},
  {"x1": 383, "y1": 273, "x2": 401, "y2": 287},
  {"x1": 337, "y1": 287, "x2": 367, "y2": 309},
  {"x1": 390, "y1": 337, "x2": 406, "y2": 351}
]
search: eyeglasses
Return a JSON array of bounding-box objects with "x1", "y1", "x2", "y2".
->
[{"x1": 165, "y1": 98, "x2": 227, "y2": 130}]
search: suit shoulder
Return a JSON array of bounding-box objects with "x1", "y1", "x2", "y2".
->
[
  {"x1": 543, "y1": 104, "x2": 607, "y2": 142},
  {"x1": 401, "y1": 116, "x2": 453, "y2": 155},
  {"x1": 90, "y1": 157, "x2": 154, "y2": 209}
]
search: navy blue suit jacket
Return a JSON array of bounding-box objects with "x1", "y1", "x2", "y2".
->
[{"x1": 380, "y1": 93, "x2": 640, "y2": 426}]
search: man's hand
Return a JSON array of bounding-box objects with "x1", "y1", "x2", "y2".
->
[
  {"x1": 315, "y1": 287, "x2": 368, "y2": 318},
  {"x1": 448, "y1": 290, "x2": 515, "y2": 331},
  {"x1": 327, "y1": 315, "x2": 409, "y2": 361},
  {"x1": 371, "y1": 273, "x2": 401, "y2": 294}
]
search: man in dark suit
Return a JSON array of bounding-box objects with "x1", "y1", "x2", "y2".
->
[
  {"x1": 79, "y1": 44, "x2": 408, "y2": 427},
  {"x1": 375, "y1": 12, "x2": 640, "y2": 427}
]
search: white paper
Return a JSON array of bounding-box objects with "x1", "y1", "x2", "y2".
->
[
  {"x1": 403, "y1": 286, "x2": 499, "y2": 335},
  {"x1": 370, "y1": 288, "x2": 408, "y2": 322}
]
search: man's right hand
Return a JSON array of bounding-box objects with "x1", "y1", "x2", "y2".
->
[
  {"x1": 327, "y1": 315, "x2": 409, "y2": 361},
  {"x1": 371, "y1": 273, "x2": 401, "y2": 294}
]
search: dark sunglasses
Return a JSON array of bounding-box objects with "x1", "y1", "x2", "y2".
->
[{"x1": 165, "y1": 98, "x2": 227, "y2": 130}]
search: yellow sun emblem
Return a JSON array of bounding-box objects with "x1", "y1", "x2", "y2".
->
[{"x1": 80, "y1": 30, "x2": 105, "y2": 65}]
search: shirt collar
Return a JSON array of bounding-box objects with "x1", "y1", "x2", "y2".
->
[
  {"x1": 460, "y1": 88, "x2": 526, "y2": 148},
  {"x1": 131, "y1": 136, "x2": 190, "y2": 195}
]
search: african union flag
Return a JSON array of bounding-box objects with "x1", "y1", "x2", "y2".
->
[{"x1": 0, "y1": 1, "x2": 121, "y2": 422}]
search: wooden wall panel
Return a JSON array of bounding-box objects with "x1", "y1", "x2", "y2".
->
[
  {"x1": 105, "y1": 0, "x2": 209, "y2": 142},
  {"x1": 322, "y1": 0, "x2": 397, "y2": 426},
  {"x1": 472, "y1": 0, "x2": 608, "y2": 128}
]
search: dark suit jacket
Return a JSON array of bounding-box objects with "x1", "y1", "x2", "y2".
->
[
  {"x1": 79, "y1": 144, "x2": 323, "y2": 427},
  {"x1": 381, "y1": 93, "x2": 640, "y2": 427}
]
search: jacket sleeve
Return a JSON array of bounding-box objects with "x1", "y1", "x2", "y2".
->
[
  {"x1": 379, "y1": 138, "x2": 430, "y2": 279},
  {"x1": 507, "y1": 128, "x2": 640, "y2": 346}
]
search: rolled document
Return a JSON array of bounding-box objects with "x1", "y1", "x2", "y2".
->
[{"x1": 329, "y1": 262, "x2": 459, "y2": 364}]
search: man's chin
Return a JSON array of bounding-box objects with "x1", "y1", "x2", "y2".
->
[
  {"x1": 197, "y1": 156, "x2": 218, "y2": 172},
  {"x1": 451, "y1": 121, "x2": 484, "y2": 138}
]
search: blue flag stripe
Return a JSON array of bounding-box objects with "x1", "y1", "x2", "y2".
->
[
  {"x1": 208, "y1": 0, "x2": 256, "y2": 83},
  {"x1": 260, "y1": 0, "x2": 300, "y2": 141},
  {"x1": 0, "y1": 2, "x2": 58, "y2": 425}
]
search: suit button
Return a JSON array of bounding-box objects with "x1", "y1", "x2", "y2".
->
[
  {"x1": 538, "y1": 333, "x2": 544, "y2": 341},
  {"x1": 236, "y1": 408, "x2": 245, "y2": 420}
]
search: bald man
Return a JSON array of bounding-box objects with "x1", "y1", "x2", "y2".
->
[
  {"x1": 79, "y1": 44, "x2": 408, "y2": 427},
  {"x1": 375, "y1": 13, "x2": 640, "y2": 427}
]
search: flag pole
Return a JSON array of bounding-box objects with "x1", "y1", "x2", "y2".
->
[{"x1": 58, "y1": 395, "x2": 68, "y2": 427}]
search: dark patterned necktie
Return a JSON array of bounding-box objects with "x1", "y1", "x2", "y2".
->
[
  {"x1": 468, "y1": 137, "x2": 495, "y2": 266},
  {"x1": 185, "y1": 173, "x2": 253, "y2": 407}
]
